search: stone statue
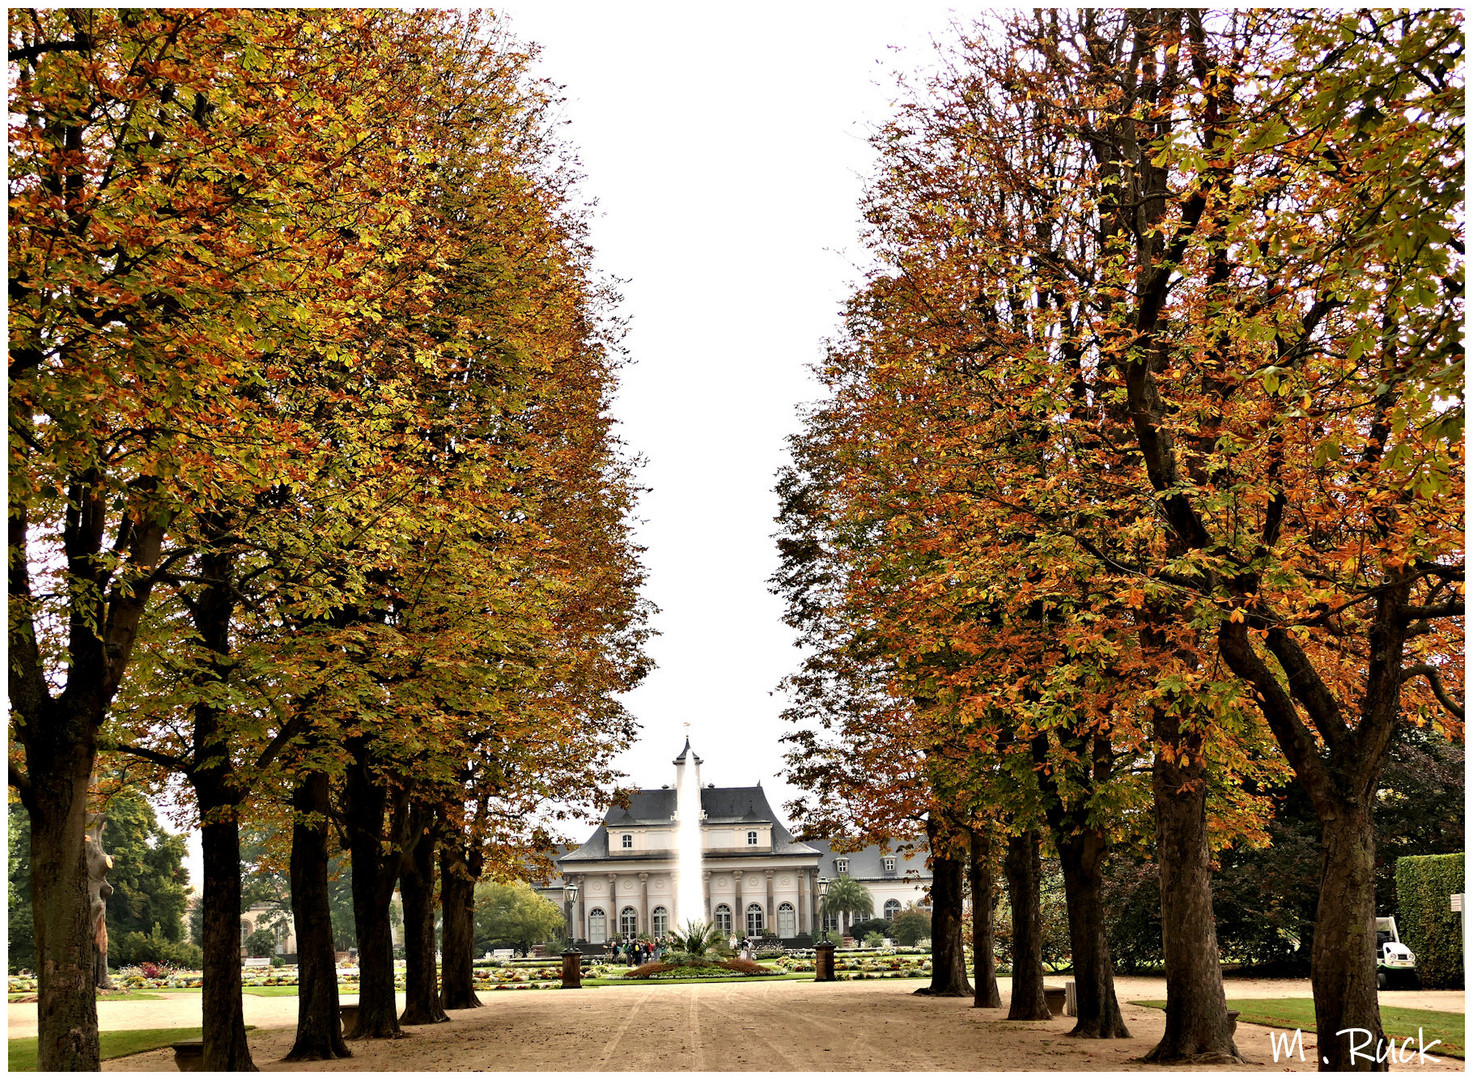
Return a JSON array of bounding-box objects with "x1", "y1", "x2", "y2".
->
[{"x1": 84, "y1": 813, "x2": 114, "y2": 990}]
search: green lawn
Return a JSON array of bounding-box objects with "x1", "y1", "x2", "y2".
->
[
  {"x1": 9, "y1": 1026, "x2": 253, "y2": 1071},
  {"x1": 1134, "y1": 999, "x2": 1464, "y2": 1059},
  {"x1": 153, "y1": 985, "x2": 302, "y2": 997}
]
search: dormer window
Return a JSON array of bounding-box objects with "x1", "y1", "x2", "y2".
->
[
  {"x1": 835, "y1": 858, "x2": 848, "y2": 875},
  {"x1": 621, "y1": 834, "x2": 633, "y2": 849},
  {"x1": 883, "y1": 857, "x2": 896, "y2": 873},
  {"x1": 746, "y1": 830, "x2": 758, "y2": 845}
]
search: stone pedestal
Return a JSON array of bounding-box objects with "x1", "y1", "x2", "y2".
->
[
  {"x1": 561, "y1": 949, "x2": 583, "y2": 989},
  {"x1": 814, "y1": 942, "x2": 837, "y2": 982},
  {"x1": 172, "y1": 1039, "x2": 204, "y2": 1071}
]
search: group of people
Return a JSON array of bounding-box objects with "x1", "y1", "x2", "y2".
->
[{"x1": 609, "y1": 935, "x2": 666, "y2": 966}]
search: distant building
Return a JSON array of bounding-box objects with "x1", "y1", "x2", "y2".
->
[{"x1": 535, "y1": 740, "x2": 930, "y2": 942}]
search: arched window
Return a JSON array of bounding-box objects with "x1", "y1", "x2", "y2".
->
[
  {"x1": 714, "y1": 903, "x2": 732, "y2": 935},
  {"x1": 652, "y1": 906, "x2": 669, "y2": 937},
  {"x1": 588, "y1": 908, "x2": 606, "y2": 943},
  {"x1": 746, "y1": 830, "x2": 758, "y2": 845},
  {"x1": 621, "y1": 833, "x2": 633, "y2": 849},
  {"x1": 620, "y1": 907, "x2": 638, "y2": 936},
  {"x1": 777, "y1": 902, "x2": 795, "y2": 938},
  {"x1": 884, "y1": 899, "x2": 901, "y2": 920},
  {"x1": 240, "y1": 918, "x2": 253, "y2": 945},
  {"x1": 821, "y1": 911, "x2": 840, "y2": 932},
  {"x1": 746, "y1": 902, "x2": 764, "y2": 937}
]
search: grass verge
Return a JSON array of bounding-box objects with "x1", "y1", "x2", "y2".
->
[
  {"x1": 9, "y1": 1025, "x2": 254, "y2": 1071},
  {"x1": 1134, "y1": 999, "x2": 1464, "y2": 1059},
  {"x1": 8, "y1": 990, "x2": 165, "y2": 1003},
  {"x1": 152, "y1": 985, "x2": 302, "y2": 997}
]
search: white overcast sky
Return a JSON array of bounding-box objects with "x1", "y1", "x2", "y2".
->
[
  {"x1": 184, "y1": 1, "x2": 973, "y2": 885},
  {"x1": 501, "y1": 1, "x2": 968, "y2": 828}
]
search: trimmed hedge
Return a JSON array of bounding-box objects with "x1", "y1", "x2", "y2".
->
[{"x1": 1395, "y1": 853, "x2": 1465, "y2": 989}]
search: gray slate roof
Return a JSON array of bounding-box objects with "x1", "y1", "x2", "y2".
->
[
  {"x1": 808, "y1": 838, "x2": 932, "y2": 882},
  {"x1": 560, "y1": 785, "x2": 823, "y2": 862}
]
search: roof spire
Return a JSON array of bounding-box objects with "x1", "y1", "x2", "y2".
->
[{"x1": 673, "y1": 735, "x2": 703, "y2": 766}]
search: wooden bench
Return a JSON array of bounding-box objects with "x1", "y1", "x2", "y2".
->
[{"x1": 172, "y1": 1038, "x2": 204, "y2": 1072}]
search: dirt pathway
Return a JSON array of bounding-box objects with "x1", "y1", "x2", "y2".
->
[{"x1": 59, "y1": 976, "x2": 1459, "y2": 1072}]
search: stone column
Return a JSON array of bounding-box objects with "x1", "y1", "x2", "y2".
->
[
  {"x1": 608, "y1": 873, "x2": 619, "y2": 938},
  {"x1": 575, "y1": 875, "x2": 586, "y2": 941},
  {"x1": 734, "y1": 873, "x2": 744, "y2": 941},
  {"x1": 703, "y1": 870, "x2": 712, "y2": 923},
  {"x1": 798, "y1": 871, "x2": 809, "y2": 934},
  {"x1": 811, "y1": 874, "x2": 821, "y2": 935},
  {"x1": 764, "y1": 869, "x2": 775, "y2": 937},
  {"x1": 639, "y1": 872, "x2": 649, "y2": 936}
]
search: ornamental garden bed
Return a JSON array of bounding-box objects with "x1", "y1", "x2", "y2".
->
[{"x1": 621, "y1": 957, "x2": 777, "y2": 979}]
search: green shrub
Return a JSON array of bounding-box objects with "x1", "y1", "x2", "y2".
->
[
  {"x1": 1396, "y1": 854, "x2": 1465, "y2": 989},
  {"x1": 848, "y1": 917, "x2": 891, "y2": 941},
  {"x1": 112, "y1": 924, "x2": 203, "y2": 970},
  {"x1": 244, "y1": 928, "x2": 277, "y2": 958},
  {"x1": 890, "y1": 906, "x2": 931, "y2": 946}
]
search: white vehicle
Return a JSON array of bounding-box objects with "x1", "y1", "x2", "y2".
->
[{"x1": 1375, "y1": 916, "x2": 1418, "y2": 989}]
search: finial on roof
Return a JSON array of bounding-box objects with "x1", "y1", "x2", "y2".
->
[{"x1": 672, "y1": 736, "x2": 703, "y2": 766}]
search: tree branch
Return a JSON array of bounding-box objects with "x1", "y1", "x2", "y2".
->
[{"x1": 1399, "y1": 664, "x2": 1465, "y2": 721}]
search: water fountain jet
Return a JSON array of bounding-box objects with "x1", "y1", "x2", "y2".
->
[{"x1": 673, "y1": 737, "x2": 705, "y2": 933}]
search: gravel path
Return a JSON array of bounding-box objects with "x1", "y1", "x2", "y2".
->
[{"x1": 8, "y1": 976, "x2": 1461, "y2": 1072}]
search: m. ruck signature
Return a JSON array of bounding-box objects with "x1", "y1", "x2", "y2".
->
[{"x1": 1267, "y1": 1027, "x2": 1443, "y2": 1066}]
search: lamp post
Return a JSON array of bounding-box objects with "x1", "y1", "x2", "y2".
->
[
  {"x1": 815, "y1": 877, "x2": 835, "y2": 981},
  {"x1": 561, "y1": 880, "x2": 583, "y2": 989},
  {"x1": 564, "y1": 880, "x2": 579, "y2": 942}
]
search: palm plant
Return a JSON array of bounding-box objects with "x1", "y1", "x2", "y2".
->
[
  {"x1": 666, "y1": 920, "x2": 724, "y2": 963},
  {"x1": 819, "y1": 875, "x2": 874, "y2": 934}
]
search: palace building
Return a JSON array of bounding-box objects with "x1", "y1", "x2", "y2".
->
[{"x1": 537, "y1": 740, "x2": 931, "y2": 943}]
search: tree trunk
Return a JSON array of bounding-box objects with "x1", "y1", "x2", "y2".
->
[
  {"x1": 1217, "y1": 609, "x2": 1406, "y2": 1072},
  {"x1": 26, "y1": 739, "x2": 100, "y2": 1070},
  {"x1": 1145, "y1": 721, "x2": 1242, "y2": 1063},
  {"x1": 190, "y1": 540, "x2": 255, "y2": 1070},
  {"x1": 1313, "y1": 803, "x2": 1385, "y2": 1072},
  {"x1": 969, "y1": 824, "x2": 1001, "y2": 1008},
  {"x1": 400, "y1": 822, "x2": 447, "y2": 1026},
  {"x1": 285, "y1": 771, "x2": 350, "y2": 1061},
  {"x1": 1057, "y1": 832, "x2": 1130, "y2": 1038},
  {"x1": 439, "y1": 843, "x2": 481, "y2": 1010},
  {"x1": 916, "y1": 816, "x2": 972, "y2": 997},
  {"x1": 344, "y1": 750, "x2": 404, "y2": 1039},
  {"x1": 1004, "y1": 830, "x2": 1051, "y2": 1021},
  {"x1": 198, "y1": 807, "x2": 256, "y2": 1070}
]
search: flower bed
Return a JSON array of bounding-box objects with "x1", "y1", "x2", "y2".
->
[{"x1": 621, "y1": 957, "x2": 778, "y2": 980}]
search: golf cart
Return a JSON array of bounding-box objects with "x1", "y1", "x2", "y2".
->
[{"x1": 1375, "y1": 916, "x2": 1418, "y2": 989}]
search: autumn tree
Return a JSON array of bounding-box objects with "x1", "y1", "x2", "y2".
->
[
  {"x1": 812, "y1": 8, "x2": 1463, "y2": 1068},
  {"x1": 13, "y1": 8, "x2": 650, "y2": 1069},
  {"x1": 8, "y1": 9, "x2": 414, "y2": 1066}
]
